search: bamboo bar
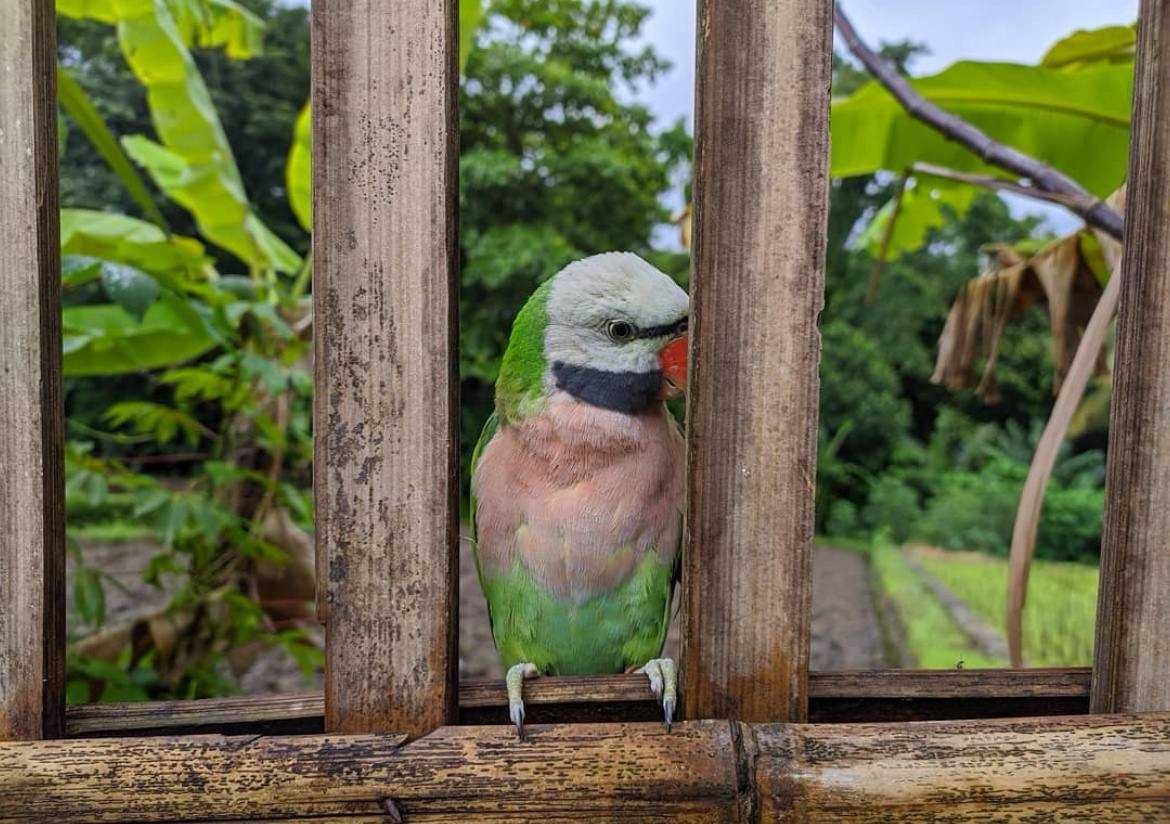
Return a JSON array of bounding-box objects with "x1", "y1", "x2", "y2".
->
[
  {"x1": 0, "y1": 0, "x2": 66, "y2": 742},
  {"x1": 312, "y1": 0, "x2": 461, "y2": 736}
]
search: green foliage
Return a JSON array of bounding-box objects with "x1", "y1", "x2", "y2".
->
[
  {"x1": 853, "y1": 178, "x2": 976, "y2": 261},
  {"x1": 57, "y1": 66, "x2": 168, "y2": 227},
  {"x1": 1041, "y1": 24, "x2": 1136, "y2": 69},
  {"x1": 861, "y1": 475, "x2": 921, "y2": 544},
  {"x1": 58, "y1": 0, "x2": 306, "y2": 269},
  {"x1": 868, "y1": 535, "x2": 1003, "y2": 669},
  {"x1": 917, "y1": 549, "x2": 1097, "y2": 666},
  {"x1": 831, "y1": 59, "x2": 1132, "y2": 198},
  {"x1": 912, "y1": 425, "x2": 1105, "y2": 562},
  {"x1": 819, "y1": 319, "x2": 910, "y2": 473},
  {"x1": 285, "y1": 103, "x2": 311, "y2": 231}
]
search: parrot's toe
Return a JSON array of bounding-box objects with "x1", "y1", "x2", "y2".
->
[
  {"x1": 636, "y1": 657, "x2": 677, "y2": 732},
  {"x1": 505, "y1": 662, "x2": 540, "y2": 741},
  {"x1": 509, "y1": 698, "x2": 526, "y2": 740}
]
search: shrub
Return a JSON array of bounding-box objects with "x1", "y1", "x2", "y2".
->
[
  {"x1": 825, "y1": 499, "x2": 862, "y2": 540},
  {"x1": 861, "y1": 474, "x2": 921, "y2": 543}
]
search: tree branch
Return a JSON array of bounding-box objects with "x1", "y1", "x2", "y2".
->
[
  {"x1": 910, "y1": 162, "x2": 1087, "y2": 212},
  {"x1": 835, "y1": 7, "x2": 1125, "y2": 241}
]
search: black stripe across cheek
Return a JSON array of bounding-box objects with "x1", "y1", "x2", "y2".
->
[
  {"x1": 552, "y1": 361, "x2": 661, "y2": 413},
  {"x1": 636, "y1": 316, "x2": 688, "y2": 340}
]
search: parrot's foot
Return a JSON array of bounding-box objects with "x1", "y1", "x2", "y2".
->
[
  {"x1": 636, "y1": 657, "x2": 677, "y2": 731},
  {"x1": 505, "y1": 662, "x2": 539, "y2": 740}
]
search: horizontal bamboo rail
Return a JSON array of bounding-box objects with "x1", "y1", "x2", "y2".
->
[
  {"x1": 4, "y1": 714, "x2": 1169, "y2": 822},
  {"x1": 62, "y1": 669, "x2": 1094, "y2": 737}
]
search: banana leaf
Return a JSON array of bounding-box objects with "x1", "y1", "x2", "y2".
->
[
  {"x1": 286, "y1": 104, "x2": 312, "y2": 232},
  {"x1": 853, "y1": 179, "x2": 976, "y2": 261},
  {"x1": 61, "y1": 209, "x2": 209, "y2": 277},
  {"x1": 58, "y1": 0, "x2": 300, "y2": 273},
  {"x1": 57, "y1": 66, "x2": 168, "y2": 228},
  {"x1": 1041, "y1": 24, "x2": 1136, "y2": 69},
  {"x1": 63, "y1": 297, "x2": 218, "y2": 376},
  {"x1": 831, "y1": 60, "x2": 1133, "y2": 198}
]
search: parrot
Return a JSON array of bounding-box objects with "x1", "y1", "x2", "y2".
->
[{"x1": 469, "y1": 251, "x2": 689, "y2": 738}]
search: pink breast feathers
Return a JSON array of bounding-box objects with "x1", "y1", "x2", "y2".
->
[{"x1": 472, "y1": 391, "x2": 684, "y2": 603}]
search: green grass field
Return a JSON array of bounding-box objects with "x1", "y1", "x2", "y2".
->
[
  {"x1": 868, "y1": 537, "x2": 1003, "y2": 669},
  {"x1": 913, "y1": 545, "x2": 1098, "y2": 667}
]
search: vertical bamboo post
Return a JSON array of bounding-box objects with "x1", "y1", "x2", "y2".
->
[
  {"x1": 1092, "y1": 0, "x2": 1170, "y2": 714},
  {"x1": 682, "y1": 0, "x2": 832, "y2": 722},
  {"x1": 313, "y1": 0, "x2": 460, "y2": 736},
  {"x1": 0, "y1": 0, "x2": 66, "y2": 740}
]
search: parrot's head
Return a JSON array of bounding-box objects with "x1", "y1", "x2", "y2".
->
[{"x1": 496, "y1": 252, "x2": 689, "y2": 421}]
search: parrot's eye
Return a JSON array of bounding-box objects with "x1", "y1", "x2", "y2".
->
[{"x1": 605, "y1": 320, "x2": 637, "y2": 343}]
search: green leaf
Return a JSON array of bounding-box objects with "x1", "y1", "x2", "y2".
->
[
  {"x1": 286, "y1": 103, "x2": 312, "y2": 231},
  {"x1": 61, "y1": 209, "x2": 208, "y2": 277},
  {"x1": 100, "y1": 262, "x2": 161, "y2": 320},
  {"x1": 56, "y1": 0, "x2": 119, "y2": 23},
  {"x1": 57, "y1": 66, "x2": 168, "y2": 228},
  {"x1": 160, "y1": 366, "x2": 232, "y2": 401},
  {"x1": 61, "y1": 255, "x2": 105, "y2": 290},
  {"x1": 73, "y1": 566, "x2": 107, "y2": 629},
  {"x1": 62, "y1": 300, "x2": 217, "y2": 376},
  {"x1": 104, "y1": 401, "x2": 206, "y2": 446},
  {"x1": 460, "y1": 0, "x2": 483, "y2": 71},
  {"x1": 193, "y1": 0, "x2": 265, "y2": 59},
  {"x1": 1041, "y1": 25, "x2": 1136, "y2": 69},
  {"x1": 831, "y1": 60, "x2": 1133, "y2": 197},
  {"x1": 61, "y1": 0, "x2": 301, "y2": 272},
  {"x1": 854, "y1": 179, "x2": 977, "y2": 261}
]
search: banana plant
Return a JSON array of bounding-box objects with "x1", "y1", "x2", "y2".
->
[
  {"x1": 835, "y1": 24, "x2": 1134, "y2": 266},
  {"x1": 58, "y1": 0, "x2": 299, "y2": 273}
]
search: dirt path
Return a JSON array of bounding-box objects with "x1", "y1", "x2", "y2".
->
[{"x1": 810, "y1": 545, "x2": 888, "y2": 670}]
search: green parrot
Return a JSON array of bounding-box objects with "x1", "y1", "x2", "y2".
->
[{"x1": 469, "y1": 252, "x2": 689, "y2": 737}]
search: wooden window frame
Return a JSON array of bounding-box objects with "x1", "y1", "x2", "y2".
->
[{"x1": 3, "y1": 0, "x2": 1170, "y2": 818}]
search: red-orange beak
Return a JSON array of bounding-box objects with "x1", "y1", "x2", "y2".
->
[{"x1": 658, "y1": 335, "x2": 688, "y2": 397}]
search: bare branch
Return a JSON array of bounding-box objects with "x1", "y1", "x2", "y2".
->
[
  {"x1": 910, "y1": 162, "x2": 1087, "y2": 212},
  {"x1": 835, "y1": 7, "x2": 1124, "y2": 241}
]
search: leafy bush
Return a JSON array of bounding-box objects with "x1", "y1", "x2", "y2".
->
[
  {"x1": 861, "y1": 475, "x2": 921, "y2": 543},
  {"x1": 825, "y1": 499, "x2": 862, "y2": 540},
  {"x1": 915, "y1": 454, "x2": 1103, "y2": 562},
  {"x1": 819, "y1": 320, "x2": 911, "y2": 473}
]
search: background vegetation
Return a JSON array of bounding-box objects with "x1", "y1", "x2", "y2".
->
[{"x1": 56, "y1": 0, "x2": 1128, "y2": 696}]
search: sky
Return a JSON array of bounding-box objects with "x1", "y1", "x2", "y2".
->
[{"x1": 633, "y1": 0, "x2": 1138, "y2": 238}]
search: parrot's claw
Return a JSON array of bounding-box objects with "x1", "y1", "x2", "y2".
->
[
  {"x1": 636, "y1": 658, "x2": 677, "y2": 732},
  {"x1": 506, "y1": 662, "x2": 539, "y2": 740}
]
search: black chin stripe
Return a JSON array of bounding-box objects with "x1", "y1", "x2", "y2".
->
[
  {"x1": 635, "y1": 316, "x2": 688, "y2": 340},
  {"x1": 552, "y1": 361, "x2": 661, "y2": 413}
]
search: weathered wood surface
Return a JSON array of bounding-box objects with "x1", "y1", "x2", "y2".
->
[
  {"x1": 0, "y1": 722, "x2": 744, "y2": 822},
  {"x1": 312, "y1": 0, "x2": 460, "y2": 736},
  {"x1": 10, "y1": 715, "x2": 1170, "y2": 821},
  {"x1": 1093, "y1": 0, "x2": 1170, "y2": 715},
  {"x1": 684, "y1": 0, "x2": 832, "y2": 725},
  {"x1": 64, "y1": 669, "x2": 1093, "y2": 737},
  {"x1": 758, "y1": 714, "x2": 1170, "y2": 820},
  {"x1": 0, "y1": 0, "x2": 65, "y2": 741}
]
